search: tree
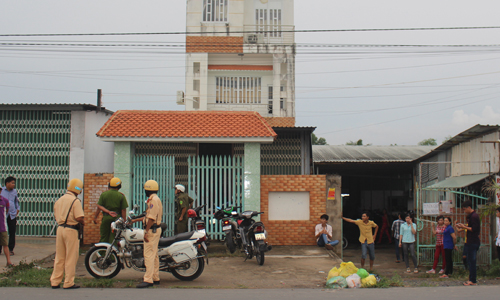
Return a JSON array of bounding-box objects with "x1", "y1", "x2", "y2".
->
[
  {"x1": 346, "y1": 139, "x2": 363, "y2": 146},
  {"x1": 418, "y1": 138, "x2": 437, "y2": 146},
  {"x1": 442, "y1": 135, "x2": 453, "y2": 144},
  {"x1": 312, "y1": 133, "x2": 327, "y2": 145}
]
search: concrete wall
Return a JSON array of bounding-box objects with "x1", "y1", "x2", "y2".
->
[
  {"x1": 84, "y1": 111, "x2": 114, "y2": 173},
  {"x1": 325, "y1": 174, "x2": 342, "y2": 253}
]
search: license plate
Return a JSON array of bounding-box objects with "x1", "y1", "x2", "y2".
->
[
  {"x1": 255, "y1": 233, "x2": 266, "y2": 240},
  {"x1": 222, "y1": 225, "x2": 231, "y2": 231}
]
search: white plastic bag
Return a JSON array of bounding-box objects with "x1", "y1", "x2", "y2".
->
[{"x1": 346, "y1": 274, "x2": 361, "y2": 288}]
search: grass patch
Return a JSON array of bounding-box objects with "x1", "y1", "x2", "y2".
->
[
  {"x1": 0, "y1": 261, "x2": 52, "y2": 287},
  {"x1": 76, "y1": 278, "x2": 117, "y2": 288},
  {"x1": 375, "y1": 273, "x2": 404, "y2": 288}
]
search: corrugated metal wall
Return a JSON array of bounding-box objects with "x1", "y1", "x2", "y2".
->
[
  {"x1": 0, "y1": 110, "x2": 71, "y2": 236},
  {"x1": 451, "y1": 131, "x2": 499, "y2": 176}
]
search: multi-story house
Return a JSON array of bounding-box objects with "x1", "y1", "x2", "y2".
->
[{"x1": 181, "y1": 0, "x2": 295, "y2": 126}]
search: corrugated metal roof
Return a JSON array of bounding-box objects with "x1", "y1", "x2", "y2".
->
[
  {"x1": 417, "y1": 124, "x2": 500, "y2": 161},
  {"x1": 424, "y1": 173, "x2": 490, "y2": 189},
  {"x1": 0, "y1": 103, "x2": 114, "y2": 114},
  {"x1": 313, "y1": 145, "x2": 435, "y2": 163}
]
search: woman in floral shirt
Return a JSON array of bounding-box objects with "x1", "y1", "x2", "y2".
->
[{"x1": 427, "y1": 215, "x2": 446, "y2": 274}]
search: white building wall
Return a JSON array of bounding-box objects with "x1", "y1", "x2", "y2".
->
[{"x1": 84, "y1": 111, "x2": 114, "y2": 173}]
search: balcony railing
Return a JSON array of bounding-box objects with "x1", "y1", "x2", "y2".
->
[{"x1": 243, "y1": 25, "x2": 294, "y2": 45}]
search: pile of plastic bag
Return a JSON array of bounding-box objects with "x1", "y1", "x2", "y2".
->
[{"x1": 325, "y1": 262, "x2": 377, "y2": 289}]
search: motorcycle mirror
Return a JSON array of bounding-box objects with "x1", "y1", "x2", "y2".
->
[
  {"x1": 133, "y1": 204, "x2": 139, "y2": 209},
  {"x1": 129, "y1": 210, "x2": 135, "y2": 215}
]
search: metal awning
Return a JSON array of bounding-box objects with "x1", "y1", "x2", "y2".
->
[{"x1": 424, "y1": 173, "x2": 491, "y2": 189}]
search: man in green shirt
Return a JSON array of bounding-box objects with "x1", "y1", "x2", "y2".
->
[
  {"x1": 93, "y1": 177, "x2": 128, "y2": 244},
  {"x1": 174, "y1": 184, "x2": 191, "y2": 235}
]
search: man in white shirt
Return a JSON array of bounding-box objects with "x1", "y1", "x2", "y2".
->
[{"x1": 315, "y1": 214, "x2": 339, "y2": 250}]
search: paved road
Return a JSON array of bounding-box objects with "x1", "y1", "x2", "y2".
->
[{"x1": 1, "y1": 286, "x2": 498, "y2": 300}]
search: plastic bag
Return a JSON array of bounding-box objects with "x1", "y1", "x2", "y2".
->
[
  {"x1": 326, "y1": 276, "x2": 348, "y2": 289},
  {"x1": 339, "y1": 262, "x2": 358, "y2": 277},
  {"x1": 357, "y1": 268, "x2": 369, "y2": 279},
  {"x1": 346, "y1": 274, "x2": 361, "y2": 288},
  {"x1": 327, "y1": 267, "x2": 340, "y2": 281},
  {"x1": 361, "y1": 275, "x2": 377, "y2": 288}
]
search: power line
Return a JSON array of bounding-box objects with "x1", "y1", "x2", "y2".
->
[{"x1": 1, "y1": 26, "x2": 500, "y2": 37}]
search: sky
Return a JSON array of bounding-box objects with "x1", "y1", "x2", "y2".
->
[{"x1": 1, "y1": 0, "x2": 500, "y2": 145}]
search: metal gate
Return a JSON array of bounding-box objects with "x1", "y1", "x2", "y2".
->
[
  {"x1": 132, "y1": 155, "x2": 175, "y2": 236},
  {"x1": 0, "y1": 110, "x2": 71, "y2": 236},
  {"x1": 188, "y1": 156, "x2": 244, "y2": 239},
  {"x1": 417, "y1": 162, "x2": 492, "y2": 265}
]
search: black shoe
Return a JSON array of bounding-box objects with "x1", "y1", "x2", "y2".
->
[
  {"x1": 136, "y1": 282, "x2": 154, "y2": 288},
  {"x1": 63, "y1": 285, "x2": 80, "y2": 289},
  {"x1": 51, "y1": 285, "x2": 60, "y2": 289},
  {"x1": 153, "y1": 281, "x2": 160, "y2": 285}
]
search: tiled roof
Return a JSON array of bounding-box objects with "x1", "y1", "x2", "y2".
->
[{"x1": 96, "y1": 110, "x2": 277, "y2": 139}]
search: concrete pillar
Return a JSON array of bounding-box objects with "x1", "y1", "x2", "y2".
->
[
  {"x1": 244, "y1": 143, "x2": 261, "y2": 214},
  {"x1": 114, "y1": 142, "x2": 134, "y2": 202},
  {"x1": 272, "y1": 54, "x2": 281, "y2": 117},
  {"x1": 326, "y1": 174, "x2": 342, "y2": 256}
]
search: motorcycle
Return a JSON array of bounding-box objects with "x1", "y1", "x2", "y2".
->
[
  {"x1": 214, "y1": 207, "x2": 272, "y2": 265},
  {"x1": 84, "y1": 205, "x2": 208, "y2": 281}
]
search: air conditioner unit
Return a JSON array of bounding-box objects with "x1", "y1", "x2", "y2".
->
[
  {"x1": 247, "y1": 34, "x2": 258, "y2": 44},
  {"x1": 176, "y1": 91, "x2": 185, "y2": 105}
]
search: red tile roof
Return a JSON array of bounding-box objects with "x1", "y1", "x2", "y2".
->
[{"x1": 96, "y1": 110, "x2": 277, "y2": 139}]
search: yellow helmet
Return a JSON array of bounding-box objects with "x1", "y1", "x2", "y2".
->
[
  {"x1": 109, "y1": 177, "x2": 122, "y2": 188},
  {"x1": 67, "y1": 178, "x2": 83, "y2": 195},
  {"x1": 144, "y1": 180, "x2": 159, "y2": 192}
]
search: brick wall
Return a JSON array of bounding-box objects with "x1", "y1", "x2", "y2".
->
[
  {"x1": 263, "y1": 117, "x2": 295, "y2": 127},
  {"x1": 83, "y1": 173, "x2": 114, "y2": 245},
  {"x1": 260, "y1": 175, "x2": 326, "y2": 245},
  {"x1": 186, "y1": 36, "x2": 243, "y2": 53}
]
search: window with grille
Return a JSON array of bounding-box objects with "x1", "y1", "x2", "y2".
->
[
  {"x1": 215, "y1": 77, "x2": 262, "y2": 104},
  {"x1": 203, "y1": 0, "x2": 228, "y2": 22},
  {"x1": 255, "y1": 8, "x2": 281, "y2": 37}
]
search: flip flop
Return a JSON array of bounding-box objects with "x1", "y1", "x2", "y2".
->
[{"x1": 463, "y1": 281, "x2": 477, "y2": 286}]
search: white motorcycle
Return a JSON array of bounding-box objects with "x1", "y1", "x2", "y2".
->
[{"x1": 84, "y1": 206, "x2": 208, "y2": 281}]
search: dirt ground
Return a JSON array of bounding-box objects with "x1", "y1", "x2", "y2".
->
[{"x1": 39, "y1": 243, "x2": 500, "y2": 289}]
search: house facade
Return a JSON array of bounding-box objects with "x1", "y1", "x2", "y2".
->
[
  {"x1": 0, "y1": 103, "x2": 114, "y2": 237},
  {"x1": 182, "y1": 0, "x2": 296, "y2": 126}
]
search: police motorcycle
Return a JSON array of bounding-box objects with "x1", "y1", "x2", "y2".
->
[
  {"x1": 214, "y1": 206, "x2": 272, "y2": 265},
  {"x1": 84, "y1": 205, "x2": 208, "y2": 281}
]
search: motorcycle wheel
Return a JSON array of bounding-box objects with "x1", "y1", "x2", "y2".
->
[
  {"x1": 342, "y1": 237, "x2": 348, "y2": 250},
  {"x1": 225, "y1": 230, "x2": 237, "y2": 254},
  {"x1": 171, "y1": 257, "x2": 205, "y2": 281},
  {"x1": 255, "y1": 248, "x2": 265, "y2": 266},
  {"x1": 85, "y1": 246, "x2": 122, "y2": 279}
]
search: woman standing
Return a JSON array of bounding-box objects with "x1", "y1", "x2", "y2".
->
[
  {"x1": 427, "y1": 215, "x2": 446, "y2": 274},
  {"x1": 399, "y1": 214, "x2": 418, "y2": 273},
  {"x1": 440, "y1": 216, "x2": 457, "y2": 278}
]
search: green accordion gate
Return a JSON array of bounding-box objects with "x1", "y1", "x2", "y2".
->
[
  {"x1": 132, "y1": 155, "x2": 176, "y2": 236},
  {"x1": 0, "y1": 110, "x2": 71, "y2": 236}
]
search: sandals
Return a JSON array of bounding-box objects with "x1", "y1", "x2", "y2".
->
[
  {"x1": 439, "y1": 274, "x2": 449, "y2": 278},
  {"x1": 414, "y1": 268, "x2": 419, "y2": 274},
  {"x1": 406, "y1": 268, "x2": 411, "y2": 273},
  {"x1": 463, "y1": 281, "x2": 477, "y2": 286}
]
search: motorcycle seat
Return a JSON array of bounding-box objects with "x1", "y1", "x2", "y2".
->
[{"x1": 158, "y1": 231, "x2": 195, "y2": 247}]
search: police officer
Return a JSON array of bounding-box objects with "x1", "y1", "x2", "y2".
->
[
  {"x1": 174, "y1": 184, "x2": 191, "y2": 234},
  {"x1": 50, "y1": 178, "x2": 85, "y2": 289},
  {"x1": 93, "y1": 177, "x2": 128, "y2": 244},
  {"x1": 136, "y1": 180, "x2": 163, "y2": 288}
]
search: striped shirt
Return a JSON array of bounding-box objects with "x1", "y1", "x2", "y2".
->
[{"x1": 391, "y1": 219, "x2": 405, "y2": 239}]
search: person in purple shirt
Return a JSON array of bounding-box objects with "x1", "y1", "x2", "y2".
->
[
  {"x1": 0, "y1": 186, "x2": 14, "y2": 266},
  {"x1": 0, "y1": 176, "x2": 20, "y2": 256},
  {"x1": 456, "y1": 200, "x2": 480, "y2": 286}
]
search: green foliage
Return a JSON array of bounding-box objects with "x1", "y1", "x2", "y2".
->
[
  {"x1": 346, "y1": 139, "x2": 363, "y2": 146},
  {"x1": 312, "y1": 133, "x2": 328, "y2": 145},
  {"x1": 418, "y1": 138, "x2": 437, "y2": 146},
  {"x1": 442, "y1": 135, "x2": 453, "y2": 143},
  {"x1": 77, "y1": 278, "x2": 117, "y2": 288}
]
